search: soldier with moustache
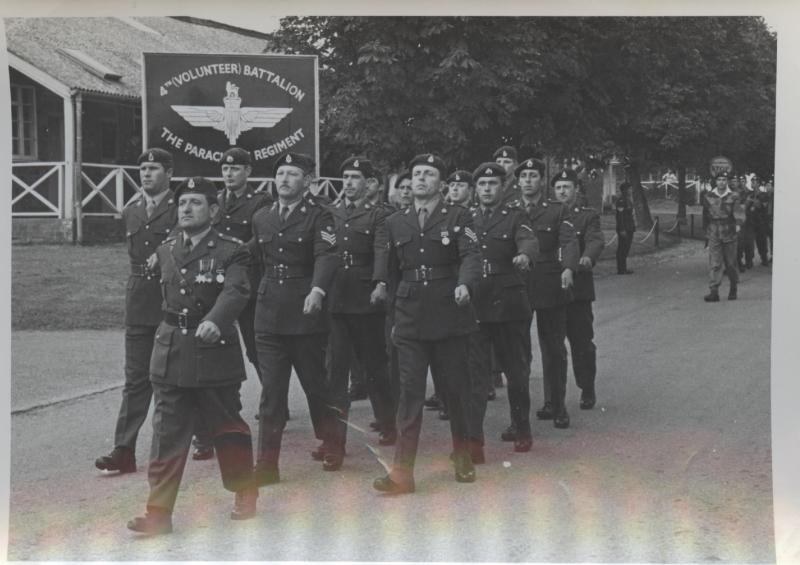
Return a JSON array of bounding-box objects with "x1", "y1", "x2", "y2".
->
[
  {"x1": 96, "y1": 148, "x2": 177, "y2": 474},
  {"x1": 326, "y1": 156, "x2": 397, "y2": 457},
  {"x1": 511, "y1": 160, "x2": 578, "y2": 431},
  {"x1": 190, "y1": 147, "x2": 273, "y2": 461},
  {"x1": 250, "y1": 153, "x2": 341, "y2": 485},
  {"x1": 373, "y1": 153, "x2": 482, "y2": 494},
  {"x1": 553, "y1": 170, "x2": 605, "y2": 409},
  {"x1": 467, "y1": 163, "x2": 538, "y2": 459},
  {"x1": 127, "y1": 177, "x2": 258, "y2": 535}
]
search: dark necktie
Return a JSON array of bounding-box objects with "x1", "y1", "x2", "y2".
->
[
  {"x1": 280, "y1": 206, "x2": 290, "y2": 223},
  {"x1": 184, "y1": 237, "x2": 193, "y2": 257},
  {"x1": 418, "y1": 207, "x2": 428, "y2": 229},
  {"x1": 483, "y1": 207, "x2": 492, "y2": 220},
  {"x1": 145, "y1": 198, "x2": 155, "y2": 219},
  {"x1": 226, "y1": 191, "x2": 237, "y2": 211},
  {"x1": 346, "y1": 202, "x2": 356, "y2": 216}
]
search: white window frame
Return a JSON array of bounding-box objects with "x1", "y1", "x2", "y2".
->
[{"x1": 11, "y1": 84, "x2": 38, "y2": 160}]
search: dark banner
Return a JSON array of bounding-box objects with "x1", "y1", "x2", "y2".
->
[{"x1": 143, "y1": 52, "x2": 318, "y2": 178}]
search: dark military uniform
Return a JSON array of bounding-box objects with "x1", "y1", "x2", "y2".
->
[
  {"x1": 521, "y1": 194, "x2": 578, "y2": 426},
  {"x1": 146, "y1": 226, "x2": 255, "y2": 514},
  {"x1": 753, "y1": 190, "x2": 772, "y2": 265},
  {"x1": 565, "y1": 204, "x2": 605, "y2": 406},
  {"x1": 615, "y1": 192, "x2": 636, "y2": 274},
  {"x1": 213, "y1": 186, "x2": 273, "y2": 372},
  {"x1": 251, "y1": 191, "x2": 340, "y2": 475},
  {"x1": 385, "y1": 192, "x2": 482, "y2": 486},
  {"x1": 468, "y1": 197, "x2": 537, "y2": 451},
  {"x1": 737, "y1": 189, "x2": 757, "y2": 269}
]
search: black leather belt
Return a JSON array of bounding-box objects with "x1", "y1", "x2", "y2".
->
[
  {"x1": 481, "y1": 259, "x2": 514, "y2": 276},
  {"x1": 401, "y1": 265, "x2": 458, "y2": 282},
  {"x1": 130, "y1": 263, "x2": 159, "y2": 277},
  {"x1": 265, "y1": 264, "x2": 314, "y2": 279},
  {"x1": 340, "y1": 251, "x2": 372, "y2": 268},
  {"x1": 164, "y1": 311, "x2": 204, "y2": 330}
]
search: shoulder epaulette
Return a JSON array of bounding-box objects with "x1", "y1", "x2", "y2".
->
[
  {"x1": 125, "y1": 194, "x2": 144, "y2": 208},
  {"x1": 218, "y1": 233, "x2": 244, "y2": 245}
]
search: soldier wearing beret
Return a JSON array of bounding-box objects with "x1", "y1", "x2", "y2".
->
[
  {"x1": 250, "y1": 152, "x2": 342, "y2": 484},
  {"x1": 702, "y1": 171, "x2": 740, "y2": 301},
  {"x1": 468, "y1": 163, "x2": 538, "y2": 458},
  {"x1": 323, "y1": 156, "x2": 398, "y2": 460},
  {"x1": 373, "y1": 153, "x2": 482, "y2": 494},
  {"x1": 127, "y1": 177, "x2": 258, "y2": 535},
  {"x1": 553, "y1": 172, "x2": 605, "y2": 409},
  {"x1": 446, "y1": 170, "x2": 475, "y2": 207},
  {"x1": 494, "y1": 145, "x2": 521, "y2": 206},
  {"x1": 390, "y1": 171, "x2": 414, "y2": 211},
  {"x1": 96, "y1": 148, "x2": 177, "y2": 475},
  {"x1": 512, "y1": 161, "x2": 578, "y2": 431},
  {"x1": 187, "y1": 148, "x2": 274, "y2": 461},
  {"x1": 753, "y1": 178, "x2": 773, "y2": 266}
]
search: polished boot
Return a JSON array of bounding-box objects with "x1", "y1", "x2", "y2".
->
[
  {"x1": 580, "y1": 387, "x2": 596, "y2": 410},
  {"x1": 704, "y1": 289, "x2": 720, "y2": 302},
  {"x1": 500, "y1": 424, "x2": 517, "y2": 442},
  {"x1": 373, "y1": 475, "x2": 415, "y2": 494},
  {"x1": 95, "y1": 446, "x2": 136, "y2": 473},
  {"x1": 453, "y1": 452, "x2": 476, "y2": 483},
  {"x1": 536, "y1": 402, "x2": 554, "y2": 420},
  {"x1": 553, "y1": 406, "x2": 570, "y2": 429}
]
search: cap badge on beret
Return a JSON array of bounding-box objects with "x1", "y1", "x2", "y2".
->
[
  {"x1": 455, "y1": 174, "x2": 461, "y2": 181},
  {"x1": 226, "y1": 156, "x2": 234, "y2": 163},
  {"x1": 502, "y1": 150, "x2": 508, "y2": 157},
  {"x1": 353, "y1": 159, "x2": 360, "y2": 168},
  {"x1": 527, "y1": 160, "x2": 533, "y2": 167},
  {"x1": 148, "y1": 152, "x2": 154, "y2": 162},
  {"x1": 286, "y1": 154, "x2": 293, "y2": 163},
  {"x1": 561, "y1": 171, "x2": 568, "y2": 178},
  {"x1": 485, "y1": 168, "x2": 492, "y2": 175},
  {"x1": 427, "y1": 155, "x2": 434, "y2": 163},
  {"x1": 188, "y1": 178, "x2": 195, "y2": 189}
]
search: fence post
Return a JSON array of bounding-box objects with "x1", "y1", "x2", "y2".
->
[
  {"x1": 690, "y1": 214, "x2": 694, "y2": 238},
  {"x1": 654, "y1": 216, "x2": 660, "y2": 247},
  {"x1": 115, "y1": 168, "x2": 124, "y2": 216}
]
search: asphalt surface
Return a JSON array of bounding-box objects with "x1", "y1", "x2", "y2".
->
[{"x1": 8, "y1": 241, "x2": 775, "y2": 562}]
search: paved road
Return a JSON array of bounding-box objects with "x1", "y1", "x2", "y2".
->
[{"x1": 8, "y1": 241, "x2": 775, "y2": 562}]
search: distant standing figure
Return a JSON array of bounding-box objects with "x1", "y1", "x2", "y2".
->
[{"x1": 615, "y1": 182, "x2": 636, "y2": 275}]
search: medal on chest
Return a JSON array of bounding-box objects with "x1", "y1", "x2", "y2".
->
[
  {"x1": 195, "y1": 258, "x2": 216, "y2": 284},
  {"x1": 440, "y1": 229, "x2": 451, "y2": 246}
]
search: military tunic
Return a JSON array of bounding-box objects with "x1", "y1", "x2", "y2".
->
[
  {"x1": 565, "y1": 205, "x2": 605, "y2": 397},
  {"x1": 753, "y1": 191, "x2": 772, "y2": 265},
  {"x1": 703, "y1": 188, "x2": 740, "y2": 290},
  {"x1": 737, "y1": 191, "x2": 757, "y2": 269},
  {"x1": 520, "y1": 197, "x2": 579, "y2": 420},
  {"x1": 385, "y1": 199, "x2": 481, "y2": 484},
  {"x1": 250, "y1": 195, "x2": 340, "y2": 468},
  {"x1": 468, "y1": 203, "x2": 538, "y2": 444},
  {"x1": 113, "y1": 191, "x2": 176, "y2": 451},
  {"x1": 146, "y1": 229, "x2": 255, "y2": 512}
]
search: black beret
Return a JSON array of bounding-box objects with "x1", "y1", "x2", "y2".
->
[
  {"x1": 395, "y1": 171, "x2": 412, "y2": 185},
  {"x1": 551, "y1": 169, "x2": 579, "y2": 186},
  {"x1": 174, "y1": 176, "x2": 218, "y2": 204},
  {"x1": 273, "y1": 152, "x2": 315, "y2": 176},
  {"x1": 493, "y1": 145, "x2": 518, "y2": 161},
  {"x1": 221, "y1": 147, "x2": 252, "y2": 166},
  {"x1": 472, "y1": 162, "x2": 506, "y2": 180},
  {"x1": 409, "y1": 153, "x2": 447, "y2": 177},
  {"x1": 137, "y1": 148, "x2": 173, "y2": 169},
  {"x1": 514, "y1": 157, "x2": 546, "y2": 177},
  {"x1": 713, "y1": 170, "x2": 730, "y2": 180},
  {"x1": 447, "y1": 169, "x2": 474, "y2": 185},
  {"x1": 340, "y1": 155, "x2": 376, "y2": 179}
]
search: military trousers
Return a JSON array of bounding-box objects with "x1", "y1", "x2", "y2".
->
[
  {"x1": 536, "y1": 306, "x2": 569, "y2": 412},
  {"x1": 754, "y1": 225, "x2": 770, "y2": 264},
  {"x1": 114, "y1": 325, "x2": 157, "y2": 450},
  {"x1": 470, "y1": 319, "x2": 533, "y2": 443},
  {"x1": 255, "y1": 332, "x2": 335, "y2": 465},
  {"x1": 238, "y1": 298, "x2": 261, "y2": 377},
  {"x1": 616, "y1": 231, "x2": 634, "y2": 273},
  {"x1": 147, "y1": 381, "x2": 254, "y2": 513},
  {"x1": 329, "y1": 313, "x2": 396, "y2": 446},
  {"x1": 565, "y1": 300, "x2": 597, "y2": 393},
  {"x1": 737, "y1": 224, "x2": 755, "y2": 268},
  {"x1": 708, "y1": 235, "x2": 739, "y2": 290},
  {"x1": 390, "y1": 334, "x2": 472, "y2": 484}
]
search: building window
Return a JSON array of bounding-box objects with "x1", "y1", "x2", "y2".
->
[
  {"x1": 11, "y1": 84, "x2": 38, "y2": 160},
  {"x1": 100, "y1": 118, "x2": 119, "y2": 162}
]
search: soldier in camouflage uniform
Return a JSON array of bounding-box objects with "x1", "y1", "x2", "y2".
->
[{"x1": 701, "y1": 171, "x2": 740, "y2": 302}]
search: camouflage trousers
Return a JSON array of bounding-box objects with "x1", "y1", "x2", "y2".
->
[{"x1": 708, "y1": 234, "x2": 739, "y2": 290}]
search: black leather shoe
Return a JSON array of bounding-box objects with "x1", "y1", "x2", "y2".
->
[
  {"x1": 487, "y1": 389, "x2": 496, "y2": 401},
  {"x1": 424, "y1": 393, "x2": 440, "y2": 409},
  {"x1": 704, "y1": 290, "x2": 720, "y2": 302},
  {"x1": 373, "y1": 475, "x2": 415, "y2": 494},
  {"x1": 322, "y1": 451, "x2": 344, "y2": 472},
  {"x1": 536, "y1": 402, "x2": 554, "y2": 420},
  {"x1": 728, "y1": 286, "x2": 738, "y2": 300},
  {"x1": 453, "y1": 453, "x2": 476, "y2": 483},
  {"x1": 553, "y1": 408, "x2": 570, "y2": 429},
  {"x1": 192, "y1": 444, "x2": 214, "y2": 461},
  {"x1": 230, "y1": 488, "x2": 258, "y2": 520},
  {"x1": 96, "y1": 446, "x2": 136, "y2": 473},
  {"x1": 514, "y1": 436, "x2": 533, "y2": 452},
  {"x1": 580, "y1": 389, "x2": 596, "y2": 410},
  {"x1": 500, "y1": 424, "x2": 517, "y2": 442},
  {"x1": 348, "y1": 385, "x2": 368, "y2": 401},
  {"x1": 378, "y1": 430, "x2": 397, "y2": 446},
  {"x1": 127, "y1": 511, "x2": 173, "y2": 535},
  {"x1": 438, "y1": 407, "x2": 450, "y2": 421},
  {"x1": 311, "y1": 442, "x2": 345, "y2": 461},
  {"x1": 470, "y1": 444, "x2": 486, "y2": 465},
  {"x1": 254, "y1": 463, "x2": 280, "y2": 486}
]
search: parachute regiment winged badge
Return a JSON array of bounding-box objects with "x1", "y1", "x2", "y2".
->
[{"x1": 171, "y1": 82, "x2": 293, "y2": 145}]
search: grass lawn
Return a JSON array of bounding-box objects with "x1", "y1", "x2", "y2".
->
[{"x1": 11, "y1": 218, "x2": 684, "y2": 331}]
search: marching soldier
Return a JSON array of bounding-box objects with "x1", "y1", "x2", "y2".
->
[
  {"x1": 615, "y1": 182, "x2": 636, "y2": 274},
  {"x1": 468, "y1": 163, "x2": 538, "y2": 458},
  {"x1": 390, "y1": 171, "x2": 414, "y2": 210},
  {"x1": 513, "y1": 161, "x2": 578, "y2": 431},
  {"x1": 373, "y1": 153, "x2": 481, "y2": 494},
  {"x1": 753, "y1": 179, "x2": 773, "y2": 266},
  {"x1": 326, "y1": 156, "x2": 397, "y2": 457},
  {"x1": 190, "y1": 147, "x2": 273, "y2": 461},
  {"x1": 735, "y1": 175, "x2": 756, "y2": 271},
  {"x1": 127, "y1": 177, "x2": 258, "y2": 535},
  {"x1": 446, "y1": 170, "x2": 475, "y2": 207},
  {"x1": 553, "y1": 171, "x2": 605, "y2": 410},
  {"x1": 494, "y1": 145, "x2": 520, "y2": 206},
  {"x1": 251, "y1": 152, "x2": 341, "y2": 485},
  {"x1": 95, "y1": 148, "x2": 177, "y2": 474},
  {"x1": 702, "y1": 171, "x2": 740, "y2": 301}
]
